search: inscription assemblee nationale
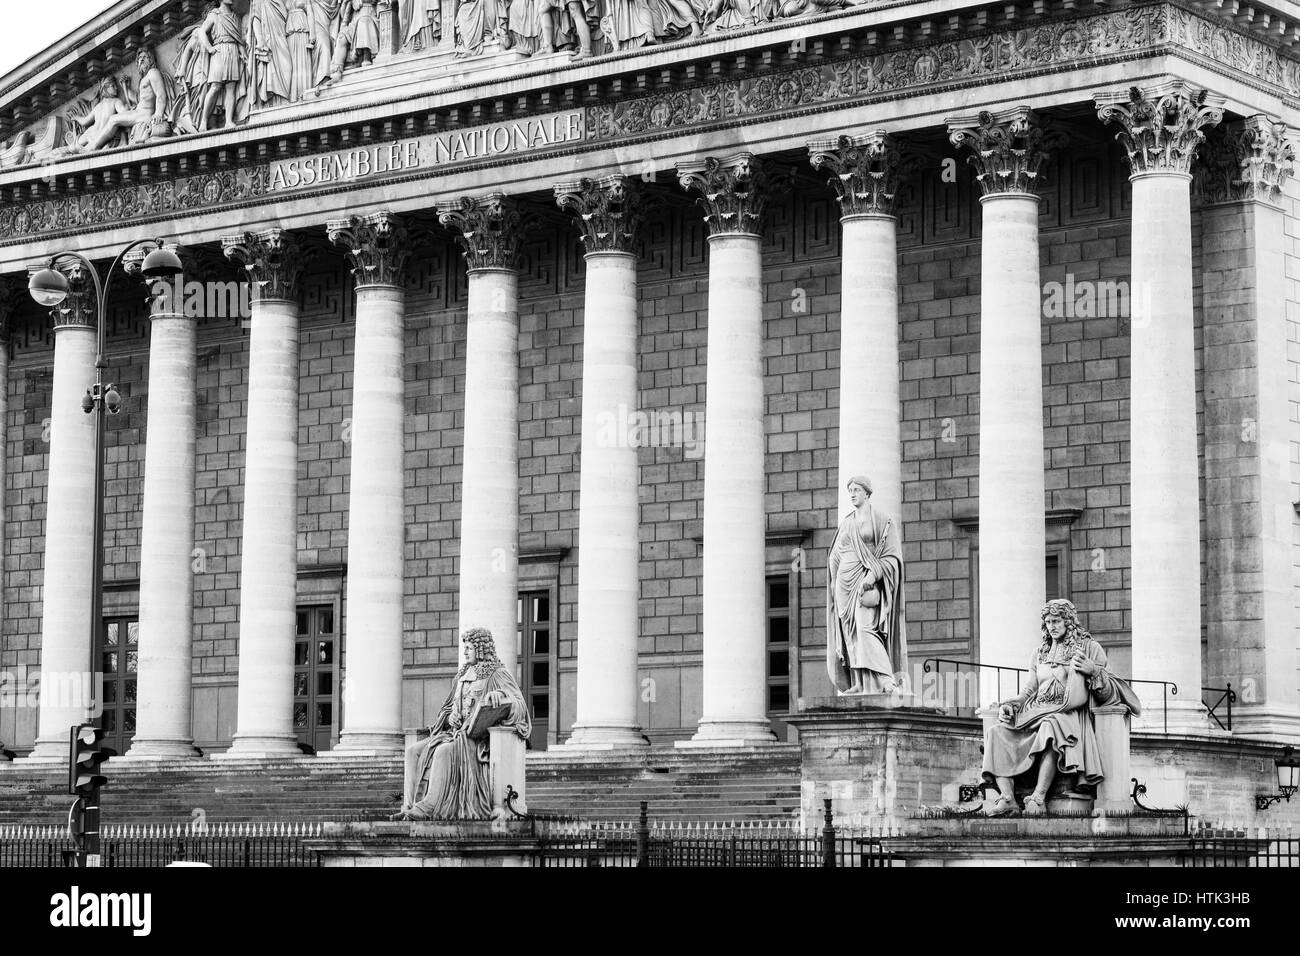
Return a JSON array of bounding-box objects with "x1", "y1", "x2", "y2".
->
[{"x1": 266, "y1": 111, "x2": 586, "y2": 193}]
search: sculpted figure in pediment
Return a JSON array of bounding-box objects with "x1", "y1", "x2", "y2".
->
[
  {"x1": 402, "y1": 0, "x2": 442, "y2": 51},
  {"x1": 175, "y1": 0, "x2": 250, "y2": 131},
  {"x1": 452, "y1": 0, "x2": 505, "y2": 57},
  {"x1": 506, "y1": 0, "x2": 594, "y2": 59},
  {"x1": 61, "y1": 48, "x2": 177, "y2": 154},
  {"x1": 248, "y1": 0, "x2": 294, "y2": 109}
]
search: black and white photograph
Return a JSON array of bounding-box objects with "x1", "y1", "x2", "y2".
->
[{"x1": 0, "y1": 0, "x2": 1294, "y2": 935}]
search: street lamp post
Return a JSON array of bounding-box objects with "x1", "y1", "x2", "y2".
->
[
  {"x1": 29, "y1": 240, "x2": 182, "y2": 867},
  {"x1": 27, "y1": 241, "x2": 183, "y2": 727}
]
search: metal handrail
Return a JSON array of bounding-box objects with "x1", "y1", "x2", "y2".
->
[
  {"x1": 921, "y1": 658, "x2": 1025, "y2": 706},
  {"x1": 1202, "y1": 683, "x2": 1235, "y2": 732},
  {"x1": 921, "y1": 658, "x2": 1187, "y2": 734}
]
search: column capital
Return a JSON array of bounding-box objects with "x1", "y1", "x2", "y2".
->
[
  {"x1": 807, "y1": 131, "x2": 906, "y2": 217},
  {"x1": 328, "y1": 212, "x2": 411, "y2": 288},
  {"x1": 947, "y1": 106, "x2": 1058, "y2": 197},
  {"x1": 1094, "y1": 81, "x2": 1226, "y2": 176},
  {"x1": 437, "y1": 193, "x2": 531, "y2": 271},
  {"x1": 1197, "y1": 115, "x2": 1295, "y2": 206},
  {"x1": 677, "y1": 152, "x2": 776, "y2": 237},
  {"x1": 553, "y1": 175, "x2": 644, "y2": 254},
  {"x1": 222, "y1": 229, "x2": 304, "y2": 302},
  {"x1": 0, "y1": 275, "x2": 20, "y2": 344},
  {"x1": 28, "y1": 260, "x2": 95, "y2": 329}
]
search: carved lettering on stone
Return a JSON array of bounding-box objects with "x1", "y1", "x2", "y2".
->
[
  {"x1": 222, "y1": 228, "x2": 306, "y2": 301},
  {"x1": 327, "y1": 212, "x2": 411, "y2": 286},
  {"x1": 1094, "y1": 81, "x2": 1226, "y2": 176},
  {"x1": 553, "y1": 175, "x2": 643, "y2": 253}
]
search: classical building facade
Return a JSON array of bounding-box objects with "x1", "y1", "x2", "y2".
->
[{"x1": 0, "y1": 0, "x2": 1297, "y2": 768}]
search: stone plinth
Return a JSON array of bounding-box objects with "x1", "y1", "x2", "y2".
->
[
  {"x1": 305, "y1": 821, "x2": 539, "y2": 867},
  {"x1": 879, "y1": 815, "x2": 1213, "y2": 867},
  {"x1": 790, "y1": 699, "x2": 1300, "y2": 828}
]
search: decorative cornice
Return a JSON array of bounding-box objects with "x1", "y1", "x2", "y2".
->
[
  {"x1": 677, "y1": 152, "x2": 773, "y2": 237},
  {"x1": 807, "y1": 130, "x2": 905, "y2": 217},
  {"x1": 221, "y1": 229, "x2": 304, "y2": 302},
  {"x1": 1197, "y1": 115, "x2": 1295, "y2": 206},
  {"x1": 437, "y1": 194, "x2": 531, "y2": 271},
  {"x1": 553, "y1": 176, "x2": 643, "y2": 254},
  {"x1": 1094, "y1": 81, "x2": 1227, "y2": 176},
  {"x1": 327, "y1": 212, "x2": 411, "y2": 288},
  {"x1": 947, "y1": 107, "x2": 1059, "y2": 197},
  {"x1": 6, "y1": 5, "x2": 1300, "y2": 246}
]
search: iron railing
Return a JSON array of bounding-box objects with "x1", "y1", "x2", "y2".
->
[
  {"x1": 1185, "y1": 826, "x2": 1299, "y2": 867},
  {"x1": 0, "y1": 822, "x2": 323, "y2": 868},
  {"x1": 1202, "y1": 684, "x2": 1236, "y2": 732},
  {"x1": 536, "y1": 800, "x2": 894, "y2": 868},
  {"x1": 919, "y1": 658, "x2": 1195, "y2": 734}
]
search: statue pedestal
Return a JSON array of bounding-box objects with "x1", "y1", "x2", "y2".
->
[
  {"x1": 304, "y1": 821, "x2": 540, "y2": 867},
  {"x1": 878, "y1": 815, "x2": 1209, "y2": 866}
]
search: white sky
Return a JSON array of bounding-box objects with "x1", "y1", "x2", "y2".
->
[{"x1": 1, "y1": 1, "x2": 121, "y2": 79}]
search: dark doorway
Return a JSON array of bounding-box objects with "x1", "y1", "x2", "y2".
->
[{"x1": 294, "y1": 605, "x2": 338, "y2": 753}]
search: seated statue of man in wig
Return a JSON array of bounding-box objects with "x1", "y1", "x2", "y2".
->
[{"x1": 397, "y1": 627, "x2": 531, "y2": 821}]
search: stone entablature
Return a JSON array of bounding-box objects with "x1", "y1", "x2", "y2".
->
[{"x1": 4, "y1": 2, "x2": 1300, "y2": 252}]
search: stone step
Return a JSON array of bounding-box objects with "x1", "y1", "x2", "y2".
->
[{"x1": 0, "y1": 746, "x2": 802, "y2": 825}]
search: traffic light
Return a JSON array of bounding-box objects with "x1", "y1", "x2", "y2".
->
[{"x1": 67, "y1": 724, "x2": 114, "y2": 797}]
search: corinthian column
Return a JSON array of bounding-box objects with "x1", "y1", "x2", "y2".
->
[
  {"x1": 329, "y1": 213, "x2": 410, "y2": 752},
  {"x1": 1097, "y1": 82, "x2": 1225, "y2": 732},
  {"x1": 677, "y1": 154, "x2": 776, "y2": 746},
  {"x1": 28, "y1": 267, "x2": 98, "y2": 761},
  {"x1": 1197, "y1": 116, "x2": 1298, "y2": 737},
  {"x1": 438, "y1": 195, "x2": 528, "y2": 665},
  {"x1": 808, "y1": 131, "x2": 906, "y2": 521},
  {"x1": 554, "y1": 176, "x2": 647, "y2": 749},
  {"x1": 949, "y1": 108, "x2": 1055, "y2": 705},
  {"x1": 222, "y1": 229, "x2": 305, "y2": 756},
  {"x1": 128, "y1": 249, "x2": 201, "y2": 758}
]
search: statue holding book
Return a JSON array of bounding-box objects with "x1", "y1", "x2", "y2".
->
[{"x1": 397, "y1": 627, "x2": 531, "y2": 821}]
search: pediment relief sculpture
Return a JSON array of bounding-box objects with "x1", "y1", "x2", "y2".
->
[{"x1": 3, "y1": 0, "x2": 872, "y2": 167}]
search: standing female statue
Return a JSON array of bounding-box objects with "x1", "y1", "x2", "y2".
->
[
  {"x1": 398, "y1": 628, "x2": 531, "y2": 821},
  {"x1": 983, "y1": 599, "x2": 1141, "y2": 816},
  {"x1": 826, "y1": 475, "x2": 907, "y2": 695}
]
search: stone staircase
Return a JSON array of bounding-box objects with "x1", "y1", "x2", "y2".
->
[{"x1": 0, "y1": 745, "x2": 802, "y2": 826}]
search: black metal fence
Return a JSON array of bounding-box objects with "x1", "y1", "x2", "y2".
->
[
  {"x1": 1185, "y1": 828, "x2": 1299, "y2": 867},
  {"x1": 537, "y1": 800, "x2": 894, "y2": 868},
  {"x1": 0, "y1": 823, "x2": 322, "y2": 868}
]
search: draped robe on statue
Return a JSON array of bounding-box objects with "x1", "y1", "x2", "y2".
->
[
  {"x1": 406, "y1": 661, "x2": 531, "y2": 820},
  {"x1": 982, "y1": 638, "x2": 1141, "y2": 794},
  {"x1": 247, "y1": 0, "x2": 294, "y2": 107},
  {"x1": 826, "y1": 506, "x2": 907, "y2": 695}
]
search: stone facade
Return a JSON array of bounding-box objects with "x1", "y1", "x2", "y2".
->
[{"x1": 0, "y1": 0, "x2": 1297, "y2": 772}]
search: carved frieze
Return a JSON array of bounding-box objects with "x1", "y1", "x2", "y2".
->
[
  {"x1": 437, "y1": 194, "x2": 532, "y2": 271},
  {"x1": 948, "y1": 107, "x2": 1060, "y2": 197},
  {"x1": 678, "y1": 153, "x2": 774, "y2": 237},
  {"x1": 327, "y1": 212, "x2": 411, "y2": 287},
  {"x1": 5, "y1": 4, "x2": 1300, "y2": 246},
  {"x1": 807, "y1": 131, "x2": 905, "y2": 216},
  {"x1": 553, "y1": 176, "x2": 643, "y2": 253},
  {"x1": 1197, "y1": 115, "x2": 1296, "y2": 206},
  {"x1": 222, "y1": 228, "x2": 305, "y2": 301},
  {"x1": 1094, "y1": 81, "x2": 1225, "y2": 176}
]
